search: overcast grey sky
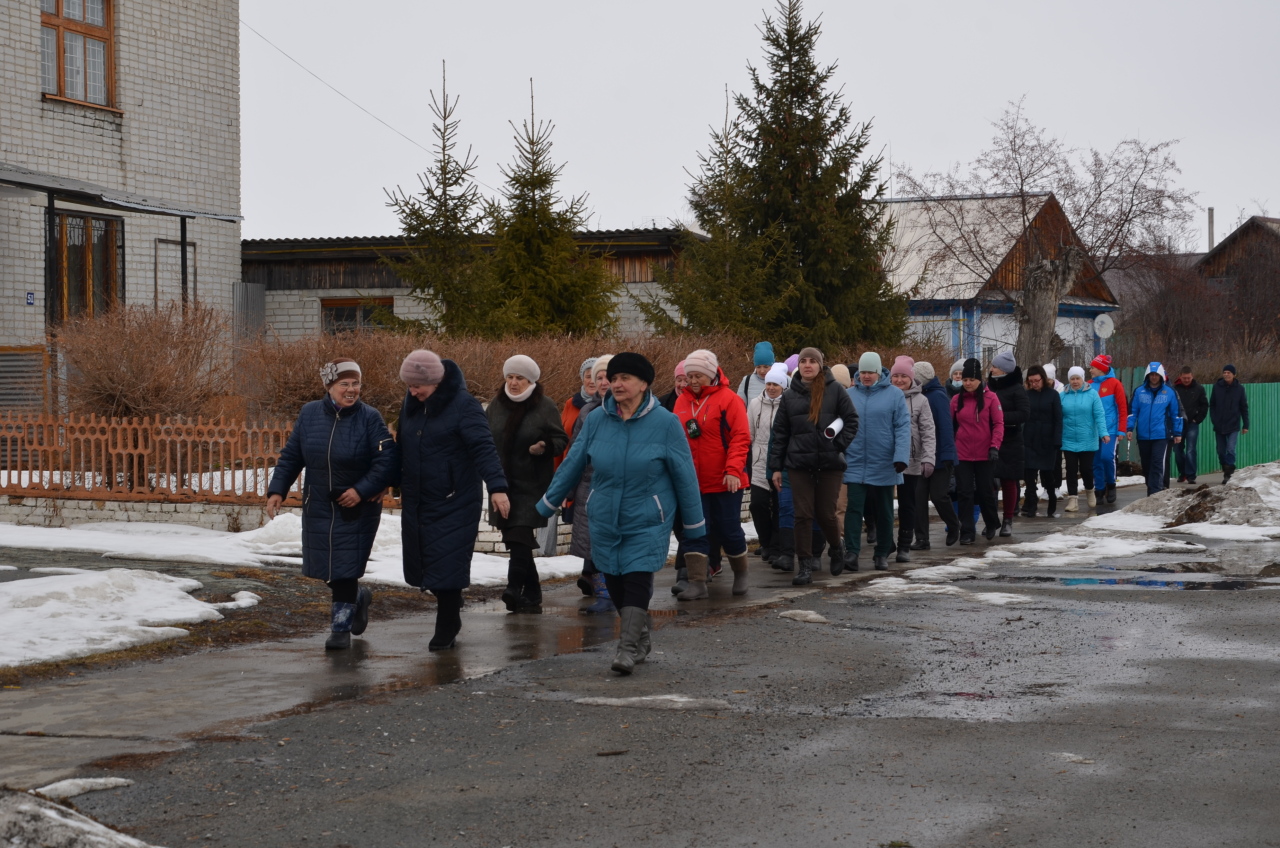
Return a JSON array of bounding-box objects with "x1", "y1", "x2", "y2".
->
[{"x1": 240, "y1": 0, "x2": 1279, "y2": 249}]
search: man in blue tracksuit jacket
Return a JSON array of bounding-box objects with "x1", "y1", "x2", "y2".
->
[{"x1": 1126, "y1": 362, "x2": 1183, "y2": 496}]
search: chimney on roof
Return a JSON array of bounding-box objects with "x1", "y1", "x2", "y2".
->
[{"x1": 1208, "y1": 207, "x2": 1215, "y2": 250}]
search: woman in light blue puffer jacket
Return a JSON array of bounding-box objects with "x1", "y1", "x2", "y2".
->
[{"x1": 1060, "y1": 366, "x2": 1109, "y2": 513}]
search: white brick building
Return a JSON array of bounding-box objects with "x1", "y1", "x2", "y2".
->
[{"x1": 0, "y1": 0, "x2": 241, "y2": 404}]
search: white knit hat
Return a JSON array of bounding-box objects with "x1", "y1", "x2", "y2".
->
[
  {"x1": 765, "y1": 363, "x2": 789, "y2": 386},
  {"x1": 1068, "y1": 366, "x2": 1086, "y2": 381},
  {"x1": 502, "y1": 354, "x2": 540, "y2": 383}
]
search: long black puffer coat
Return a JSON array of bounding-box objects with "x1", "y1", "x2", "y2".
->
[
  {"x1": 486, "y1": 385, "x2": 568, "y2": 531},
  {"x1": 269, "y1": 396, "x2": 397, "y2": 583},
  {"x1": 398, "y1": 360, "x2": 509, "y2": 591},
  {"x1": 1023, "y1": 384, "x2": 1063, "y2": 471},
  {"x1": 768, "y1": 367, "x2": 859, "y2": 474},
  {"x1": 989, "y1": 368, "x2": 1030, "y2": 479}
]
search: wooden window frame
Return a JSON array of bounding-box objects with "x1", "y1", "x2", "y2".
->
[
  {"x1": 320, "y1": 297, "x2": 393, "y2": 335},
  {"x1": 48, "y1": 210, "x2": 125, "y2": 325},
  {"x1": 40, "y1": 0, "x2": 118, "y2": 112}
]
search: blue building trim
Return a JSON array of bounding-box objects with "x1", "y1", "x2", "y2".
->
[{"x1": 911, "y1": 297, "x2": 1117, "y2": 361}]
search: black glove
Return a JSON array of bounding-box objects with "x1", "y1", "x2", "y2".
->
[
  {"x1": 988, "y1": 448, "x2": 1000, "y2": 462},
  {"x1": 894, "y1": 461, "x2": 908, "y2": 474}
]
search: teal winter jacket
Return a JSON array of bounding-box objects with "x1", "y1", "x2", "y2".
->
[
  {"x1": 843, "y1": 370, "x2": 912, "y2": 487},
  {"x1": 1060, "y1": 382, "x2": 1108, "y2": 453},
  {"x1": 538, "y1": 391, "x2": 705, "y2": 575}
]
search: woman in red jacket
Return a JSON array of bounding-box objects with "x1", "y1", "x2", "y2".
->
[
  {"x1": 673, "y1": 348, "x2": 752, "y2": 599},
  {"x1": 948, "y1": 358, "x2": 1004, "y2": 545}
]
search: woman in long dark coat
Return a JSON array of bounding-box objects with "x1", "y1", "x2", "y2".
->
[
  {"x1": 1021, "y1": 365, "x2": 1064, "y2": 518},
  {"x1": 486, "y1": 355, "x2": 568, "y2": 613},
  {"x1": 397, "y1": 350, "x2": 510, "y2": 650},
  {"x1": 267, "y1": 358, "x2": 397, "y2": 651},
  {"x1": 987, "y1": 351, "x2": 1029, "y2": 537}
]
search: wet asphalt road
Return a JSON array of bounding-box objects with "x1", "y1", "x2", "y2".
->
[{"x1": 10, "y1": 473, "x2": 1280, "y2": 846}]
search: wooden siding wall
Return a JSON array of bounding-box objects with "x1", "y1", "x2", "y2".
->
[
  {"x1": 1198, "y1": 223, "x2": 1280, "y2": 279},
  {"x1": 987, "y1": 199, "x2": 1114, "y2": 303},
  {"x1": 606, "y1": 254, "x2": 672, "y2": 283},
  {"x1": 244, "y1": 260, "x2": 408, "y2": 291}
]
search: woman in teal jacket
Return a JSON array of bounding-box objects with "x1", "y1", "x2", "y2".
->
[
  {"x1": 538, "y1": 353, "x2": 706, "y2": 676},
  {"x1": 1060, "y1": 366, "x2": 1109, "y2": 513},
  {"x1": 842, "y1": 353, "x2": 911, "y2": 572}
]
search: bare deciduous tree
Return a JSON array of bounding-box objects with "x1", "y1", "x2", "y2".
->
[{"x1": 896, "y1": 97, "x2": 1197, "y2": 366}]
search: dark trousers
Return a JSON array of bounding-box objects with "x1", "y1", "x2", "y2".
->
[
  {"x1": 790, "y1": 470, "x2": 843, "y2": 558},
  {"x1": 703, "y1": 490, "x2": 747, "y2": 557},
  {"x1": 1174, "y1": 420, "x2": 1199, "y2": 480},
  {"x1": 955, "y1": 460, "x2": 998, "y2": 533},
  {"x1": 845, "y1": 483, "x2": 894, "y2": 558},
  {"x1": 328, "y1": 578, "x2": 358, "y2": 604},
  {"x1": 1216, "y1": 430, "x2": 1240, "y2": 467},
  {"x1": 748, "y1": 485, "x2": 779, "y2": 551},
  {"x1": 999, "y1": 478, "x2": 1019, "y2": 519},
  {"x1": 1138, "y1": 439, "x2": 1169, "y2": 496},
  {"x1": 602, "y1": 571, "x2": 655, "y2": 611},
  {"x1": 1023, "y1": 468, "x2": 1058, "y2": 512},
  {"x1": 915, "y1": 465, "x2": 959, "y2": 541},
  {"x1": 1063, "y1": 450, "x2": 1095, "y2": 495},
  {"x1": 432, "y1": 588, "x2": 462, "y2": 643},
  {"x1": 507, "y1": 543, "x2": 541, "y2": 602},
  {"x1": 896, "y1": 474, "x2": 920, "y2": 549}
]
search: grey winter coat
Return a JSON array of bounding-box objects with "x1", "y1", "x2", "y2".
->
[
  {"x1": 747, "y1": 392, "x2": 783, "y2": 491},
  {"x1": 901, "y1": 379, "x2": 937, "y2": 476}
]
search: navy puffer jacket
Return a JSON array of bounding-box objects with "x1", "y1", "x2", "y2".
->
[
  {"x1": 397, "y1": 360, "x2": 509, "y2": 591},
  {"x1": 268, "y1": 396, "x2": 397, "y2": 583}
]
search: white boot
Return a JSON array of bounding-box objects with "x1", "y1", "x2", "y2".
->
[
  {"x1": 1065, "y1": 495, "x2": 1079, "y2": 513},
  {"x1": 1086, "y1": 490, "x2": 1097, "y2": 508}
]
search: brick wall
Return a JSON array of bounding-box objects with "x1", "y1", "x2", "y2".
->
[
  {"x1": 0, "y1": 0, "x2": 241, "y2": 346},
  {"x1": 264, "y1": 288, "x2": 432, "y2": 341}
]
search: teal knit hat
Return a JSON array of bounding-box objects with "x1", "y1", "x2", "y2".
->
[{"x1": 753, "y1": 341, "x2": 775, "y2": 367}]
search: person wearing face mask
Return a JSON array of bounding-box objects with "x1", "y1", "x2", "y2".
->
[
  {"x1": 660, "y1": 360, "x2": 688, "y2": 412},
  {"x1": 948, "y1": 359, "x2": 966, "y2": 398},
  {"x1": 673, "y1": 349, "x2": 753, "y2": 599},
  {"x1": 486, "y1": 355, "x2": 568, "y2": 613},
  {"x1": 267, "y1": 359, "x2": 398, "y2": 652},
  {"x1": 747, "y1": 363, "x2": 787, "y2": 565},
  {"x1": 950, "y1": 358, "x2": 1004, "y2": 544},
  {"x1": 393, "y1": 350, "x2": 511, "y2": 650},
  {"x1": 987, "y1": 351, "x2": 1029, "y2": 537},
  {"x1": 889, "y1": 356, "x2": 935, "y2": 563}
]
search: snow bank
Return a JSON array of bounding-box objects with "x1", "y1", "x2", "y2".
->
[
  {"x1": 35, "y1": 778, "x2": 134, "y2": 801},
  {"x1": 0, "y1": 789, "x2": 162, "y2": 847},
  {"x1": 0, "y1": 568, "x2": 246, "y2": 667},
  {"x1": 859, "y1": 576, "x2": 1032, "y2": 605}
]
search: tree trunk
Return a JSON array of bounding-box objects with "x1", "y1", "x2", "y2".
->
[{"x1": 1014, "y1": 245, "x2": 1085, "y2": 367}]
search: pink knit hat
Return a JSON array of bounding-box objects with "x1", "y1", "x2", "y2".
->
[
  {"x1": 400, "y1": 349, "x2": 445, "y2": 385},
  {"x1": 674, "y1": 359, "x2": 687, "y2": 377},
  {"x1": 890, "y1": 355, "x2": 915, "y2": 379},
  {"x1": 684, "y1": 349, "x2": 719, "y2": 379}
]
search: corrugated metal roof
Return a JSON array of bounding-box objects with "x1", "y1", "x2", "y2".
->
[
  {"x1": 881, "y1": 195, "x2": 1051, "y2": 300},
  {"x1": 0, "y1": 161, "x2": 241, "y2": 222}
]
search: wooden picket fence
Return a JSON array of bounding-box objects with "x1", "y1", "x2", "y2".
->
[{"x1": 0, "y1": 413, "x2": 400, "y2": 506}]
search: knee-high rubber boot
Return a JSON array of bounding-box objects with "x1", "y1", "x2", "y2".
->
[
  {"x1": 770, "y1": 527, "x2": 795, "y2": 572},
  {"x1": 677, "y1": 552, "x2": 709, "y2": 601},
  {"x1": 429, "y1": 589, "x2": 462, "y2": 651},
  {"x1": 326, "y1": 602, "x2": 356, "y2": 650},
  {"x1": 728, "y1": 552, "x2": 749, "y2": 596},
  {"x1": 611, "y1": 607, "x2": 646, "y2": 675},
  {"x1": 581, "y1": 573, "x2": 616, "y2": 615}
]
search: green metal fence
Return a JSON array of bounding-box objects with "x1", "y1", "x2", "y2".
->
[{"x1": 1107, "y1": 366, "x2": 1278, "y2": 477}]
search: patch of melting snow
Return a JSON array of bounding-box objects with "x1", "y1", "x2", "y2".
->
[
  {"x1": 0, "y1": 790, "x2": 163, "y2": 848},
  {"x1": 35, "y1": 777, "x2": 134, "y2": 800},
  {"x1": 574, "y1": 694, "x2": 732, "y2": 711},
  {"x1": 778, "y1": 610, "x2": 829, "y2": 624},
  {"x1": 1054, "y1": 752, "x2": 1096, "y2": 764},
  {"x1": 907, "y1": 562, "x2": 994, "y2": 582},
  {"x1": 209, "y1": 590, "x2": 262, "y2": 610},
  {"x1": 1165, "y1": 523, "x2": 1280, "y2": 541}
]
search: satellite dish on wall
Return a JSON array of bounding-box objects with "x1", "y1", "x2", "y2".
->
[{"x1": 1094, "y1": 313, "x2": 1115, "y2": 339}]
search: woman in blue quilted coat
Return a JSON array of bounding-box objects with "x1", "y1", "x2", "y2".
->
[{"x1": 267, "y1": 358, "x2": 397, "y2": 651}]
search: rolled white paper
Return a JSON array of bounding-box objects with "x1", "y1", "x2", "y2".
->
[{"x1": 824, "y1": 419, "x2": 844, "y2": 439}]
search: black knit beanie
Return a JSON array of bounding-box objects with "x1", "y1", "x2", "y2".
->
[
  {"x1": 962, "y1": 358, "x2": 984, "y2": 380},
  {"x1": 606, "y1": 352, "x2": 655, "y2": 385}
]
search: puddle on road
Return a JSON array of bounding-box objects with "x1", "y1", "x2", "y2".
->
[{"x1": 993, "y1": 573, "x2": 1271, "y2": 591}]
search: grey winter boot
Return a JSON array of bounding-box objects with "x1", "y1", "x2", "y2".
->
[
  {"x1": 677, "y1": 552, "x2": 709, "y2": 601},
  {"x1": 611, "y1": 607, "x2": 647, "y2": 675},
  {"x1": 635, "y1": 612, "x2": 652, "y2": 664},
  {"x1": 728, "y1": 552, "x2": 749, "y2": 596},
  {"x1": 350, "y1": 586, "x2": 373, "y2": 636},
  {"x1": 325, "y1": 602, "x2": 356, "y2": 651},
  {"x1": 670, "y1": 566, "x2": 689, "y2": 596}
]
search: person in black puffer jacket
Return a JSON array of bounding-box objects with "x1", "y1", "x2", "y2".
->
[
  {"x1": 397, "y1": 350, "x2": 510, "y2": 650},
  {"x1": 486, "y1": 355, "x2": 569, "y2": 613},
  {"x1": 267, "y1": 358, "x2": 397, "y2": 651},
  {"x1": 767, "y1": 347, "x2": 859, "y2": 583},
  {"x1": 987, "y1": 351, "x2": 1029, "y2": 537}
]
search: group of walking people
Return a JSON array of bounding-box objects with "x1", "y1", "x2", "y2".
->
[{"x1": 266, "y1": 342, "x2": 1253, "y2": 677}]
